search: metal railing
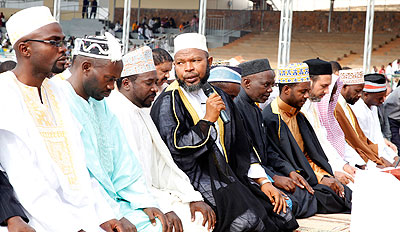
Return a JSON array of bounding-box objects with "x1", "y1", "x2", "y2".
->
[{"x1": 206, "y1": 11, "x2": 251, "y2": 36}]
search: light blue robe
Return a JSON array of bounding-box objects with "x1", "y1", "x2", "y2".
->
[{"x1": 62, "y1": 81, "x2": 161, "y2": 232}]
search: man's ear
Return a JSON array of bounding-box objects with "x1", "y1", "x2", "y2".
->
[
  {"x1": 283, "y1": 85, "x2": 291, "y2": 96},
  {"x1": 207, "y1": 56, "x2": 213, "y2": 67},
  {"x1": 17, "y1": 42, "x2": 31, "y2": 57},
  {"x1": 82, "y1": 61, "x2": 92, "y2": 74},
  {"x1": 122, "y1": 77, "x2": 131, "y2": 91},
  {"x1": 242, "y1": 77, "x2": 251, "y2": 89}
]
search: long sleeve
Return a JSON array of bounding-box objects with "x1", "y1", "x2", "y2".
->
[
  {"x1": 344, "y1": 143, "x2": 366, "y2": 167},
  {"x1": 0, "y1": 130, "x2": 85, "y2": 231},
  {"x1": 151, "y1": 93, "x2": 218, "y2": 169},
  {"x1": 0, "y1": 171, "x2": 28, "y2": 226}
]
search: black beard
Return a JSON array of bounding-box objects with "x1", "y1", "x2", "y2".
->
[
  {"x1": 309, "y1": 96, "x2": 322, "y2": 102},
  {"x1": 176, "y1": 64, "x2": 210, "y2": 92}
]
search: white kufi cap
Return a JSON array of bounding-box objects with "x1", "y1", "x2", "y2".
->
[
  {"x1": 6, "y1": 6, "x2": 57, "y2": 46},
  {"x1": 174, "y1": 33, "x2": 208, "y2": 55},
  {"x1": 121, "y1": 46, "x2": 156, "y2": 78}
]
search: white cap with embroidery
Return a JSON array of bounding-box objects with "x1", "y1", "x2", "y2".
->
[{"x1": 121, "y1": 46, "x2": 156, "y2": 78}]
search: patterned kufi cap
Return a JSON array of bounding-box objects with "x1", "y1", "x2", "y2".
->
[
  {"x1": 339, "y1": 69, "x2": 364, "y2": 85},
  {"x1": 209, "y1": 66, "x2": 242, "y2": 84},
  {"x1": 277, "y1": 63, "x2": 310, "y2": 83},
  {"x1": 72, "y1": 32, "x2": 122, "y2": 62},
  {"x1": 121, "y1": 46, "x2": 156, "y2": 78},
  {"x1": 6, "y1": 6, "x2": 57, "y2": 46}
]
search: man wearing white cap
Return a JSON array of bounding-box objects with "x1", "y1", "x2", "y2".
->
[
  {"x1": 335, "y1": 69, "x2": 396, "y2": 168},
  {"x1": 151, "y1": 33, "x2": 298, "y2": 232},
  {"x1": 0, "y1": 6, "x2": 121, "y2": 231},
  {"x1": 59, "y1": 35, "x2": 167, "y2": 232},
  {"x1": 107, "y1": 46, "x2": 216, "y2": 232},
  {"x1": 263, "y1": 63, "x2": 352, "y2": 214}
]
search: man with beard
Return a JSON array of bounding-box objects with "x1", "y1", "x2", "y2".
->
[
  {"x1": 107, "y1": 46, "x2": 216, "y2": 232},
  {"x1": 335, "y1": 69, "x2": 394, "y2": 168},
  {"x1": 208, "y1": 65, "x2": 242, "y2": 100},
  {"x1": 0, "y1": 7, "x2": 121, "y2": 231},
  {"x1": 301, "y1": 59, "x2": 356, "y2": 186},
  {"x1": 58, "y1": 34, "x2": 168, "y2": 232},
  {"x1": 151, "y1": 33, "x2": 298, "y2": 232},
  {"x1": 234, "y1": 58, "x2": 317, "y2": 218},
  {"x1": 263, "y1": 63, "x2": 352, "y2": 214}
]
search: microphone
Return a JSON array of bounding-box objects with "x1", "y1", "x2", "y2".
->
[{"x1": 202, "y1": 82, "x2": 230, "y2": 124}]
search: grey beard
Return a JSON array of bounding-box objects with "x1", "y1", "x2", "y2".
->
[
  {"x1": 309, "y1": 96, "x2": 322, "y2": 102},
  {"x1": 177, "y1": 79, "x2": 205, "y2": 92}
]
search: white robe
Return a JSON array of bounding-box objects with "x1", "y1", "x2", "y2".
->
[
  {"x1": 351, "y1": 99, "x2": 397, "y2": 163},
  {"x1": 301, "y1": 100, "x2": 348, "y2": 173},
  {"x1": 106, "y1": 91, "x2": 208, "y2": 231},
  {"x1": 0, "y1": 71, "x2": 114, "y2": 232}
]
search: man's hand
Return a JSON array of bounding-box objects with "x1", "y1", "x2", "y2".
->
[
  {"x1": 381, "y1": 157, "x2": 394, "y2": 167},
  {"x1": 260, "y1": 182, "x2": 287, "y2": 214},
  {"x1": 7, "y1": 216, "x2": 35, "y2": 232},
  {"x1": 288, "y1": 171, "x2": 314, "y2": 195},
  {"x1": 393, "y1": 156, "x2": 400, "y2": 167},
  {"x1": 343, "y1": 163, "x2": 357, "y2": 177},
  {"x1": 334, "y1": 171, "x2": 354, "y2": 185},
  {"x1": 189, "y1": 201, "x2": 216, "y2": 231},
  {"x1": 320, "y1": 176, "x2": 345, "y2": 198},
  {"x1": 165, "y1": 211, "x2": 183, "y2": 232},
  {"x1": 100, "y1": 219, "x2": 124, "y2": 232},
  {"x1": 385, "y1": 138, "x2": 398, "y2": 153},
  {"x1": 120, "y1": 217, "x2": 137, "y2": 232},
  {"x1": 203, "y1": 93, "x2": 226, "y2": 123},
  {"x1": 143, "y1": 207, "x2": 168, "y2": 232},
  {"x1": 272, "y1": 175, "x2": 297, "y2": 193}
]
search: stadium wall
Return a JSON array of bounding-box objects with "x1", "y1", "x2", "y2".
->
[{"x1": 114, "y1": 8, "x2": 400, "y2": 33}]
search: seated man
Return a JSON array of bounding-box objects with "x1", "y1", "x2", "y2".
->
[
  {"x1": 301, "y1": 58, "x2": 356, "y2": 185},
  {"x1": 235, "y1": 58, "x2": 317, "y2": 218},
  {"x1": 335, "y1": 69, "x2": 394, "y2": 168},
  {"x1": 0, "y1": 171, "x2": 33, "y2": 232},
  {"x1": 263, "y1": 63, "x2": 352, "y2": 214},
  {"x1": 107, "y1": 46, "x2": 216, "y2": 232},
  {"x1": 151, "y1": 33, "x2": 298, "y2": 232},
  {"x1": 57, "y1": 34, "x2": 167, "y2": 232},
  {"x1": 0, "y1": 7, "x2": 120, "y2": 231},
  {"x1": 351, "y1": 73, "x2": 398, "y2": 165},
  {"x1": 208, "y1": 65, "x2": 241, "y2": 99}
]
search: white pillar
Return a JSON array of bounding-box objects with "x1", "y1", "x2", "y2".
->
[
  {"x1": 199, "y1": 0, "x2": 207, "y2": 35},
  {"x1": 122, "y1": 0, "x2": 132, "y2": 54},
  {"x1": 53, "y1": 0, "x2": 61, "y2": 22},
  {"x1": 328, "y1": 0, "x2": 334, "y2": 33},
  {"x1": 137, "y1": 0, "x2": 141, "y2": 25},
  {"x1": 277, "y1": 0, "x2": 293, "y2": 68},
  {"x1": 363, "y1": 0, "x2": 375, "y2": 74}
]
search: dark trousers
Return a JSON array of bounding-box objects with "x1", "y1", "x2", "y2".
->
[
  {"x1": 389, "y1": 118, "x2": 400, "y2": 155},
  {"x1": 90, "y1": 7, "x2": 97, "y2": 18}
]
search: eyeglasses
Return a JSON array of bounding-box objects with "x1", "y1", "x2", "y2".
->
[{"x1": 23, "y1": 39, "x2": 67, "y2": 48}]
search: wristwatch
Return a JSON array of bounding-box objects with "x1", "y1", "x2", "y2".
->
[{"x1": 259, "y1": 179, "x2": 270, "y2": 187}]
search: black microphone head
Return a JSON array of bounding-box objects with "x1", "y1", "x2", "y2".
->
[{"x1": 202, "y1": 82, "x2": 214, "y2": 97}]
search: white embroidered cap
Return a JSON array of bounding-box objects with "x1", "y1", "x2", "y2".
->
[
  {"x1": 121, "y1": 46, "x2": 156, "y2": 78},
  {"x1": 174, "y1": 33, "x2": 208, "y2": 55},
  {"x1": 6, "y1": 6, "x2": 57, "y2": 46},
  {"x1": 339, "y1": 69, "x2": 364, "y2": 85},
  {"x1": 72, "y1": 32, "x2": 122, "y2": 62}
]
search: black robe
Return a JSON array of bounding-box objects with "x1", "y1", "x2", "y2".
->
[
  {"x1": 0, "y1": 171, "x2": 28, "y2": 226},
  {"x1": 234, "y1": 88, "x2": 317, "y2": 218},
  {"x1": 151, "y1": 82, "x2": 298, "y2": 232},
  {"x1": 262, "y1": 102, "x2": 352, "y2": 214}
]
